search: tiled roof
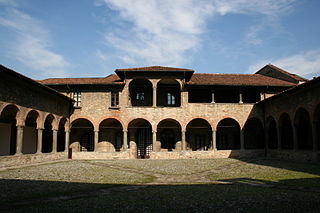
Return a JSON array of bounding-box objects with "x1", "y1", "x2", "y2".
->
[
  {"x1": 188, "y1": 73, "x2": 296, "y2": 87},
  {"x1": 261, "y1": 64, "x2": 308, "y2": 82},
  {"x1": 37, "y1": 74, "x2": 123, "y2": 85},
  {"x1": 115, "y1": 66, "x2": 193, "y2": 72}
]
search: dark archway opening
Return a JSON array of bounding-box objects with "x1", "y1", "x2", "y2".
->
[
  {"x1": 294, "y1": 108, "x2": 313, "y2": 150},
  {"x1": 279, "y1": 113, "x2": 293, "y2": 149},
  {"x1": 57, "y1": 118, "x2": 67, "y2": 152},
  {"x1": 42, "y1": 115, "x2": 54, "y2": 153},
  {"x1": 315, "y1": 104, "x2": 320, "y2": 150},
  {"x1": 267, "y1": 116, "x2": 278, "y2": 149},
  {"x1": 0, "y1": 105, "x2": 18, "y2": 156},
  {"x1": 244, "y1": 118, "x2": 264, "y2": 149},
  {"x1": 157, "y1": 79, "x2": 181, "y2": 107},
  {"x1": 23, "y1": 110, "x2": 38, "y2": 154},
  {"x1": 217, "y1": 118, "x2": 240, "y2": 150},
  {"x1": 128, "y1": 119, "x2": 152, "y2": 159},
  {"x1": 129, "y1": 79, "x2": 153, "y2": 106},
  {"x1": 186, "y1": 119, "x2": 212, "y2": 151},
  {"x1": 157, "y1": 119, "x2": 181, "y2": 151},
  {"x1": 71, "y1": 119, "x2": 94, "y2": 152},
  {"x1": 99, "y1": 119, "x2": 123, "y2": 152}
]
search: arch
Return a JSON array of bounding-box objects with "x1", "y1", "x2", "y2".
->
[
  {"x1": 129, "y1": 79, "x2": 153, "y2": 106},
  {"x1": 0, "y1": 104, "x2": 19, "y2": 155},
  {"x1": 22, "y1": 110, "x2": 39, "y2": 154},
  {"x1": 71, "y1": 118, "x2": 94, "y2": 152},
  {"x1": 57, "y1": 117, "x2": 67, "y2": 152},
  {"x1": 99, "y1": 118, "x2": 123, "y2": 152},
  {"x1": 157, "y1": 79, "x2": 181, "y2": 107},
  {"x1": 42, "y1": 114, "x2": 54, "y2": 153},
  {"x1": 279, "y1": 113, "x2": 293, "y2": 149},
  {"x1": 294, "y1": 108, "x2": 312, "y2": 150},
  {"x1": 314, "y1": 104, "x2": 320, "y2": 150},
  {"x1": 266, "y1": 116, "x2": 278, "y2": 149},
  {"x1": 216, "y1": 118, "x2": 240, "y2": 150},
  {"x1": 157, "y1": 119, "x2": 182, "y2": 151},
  {"x1": 186, "y1": 118, "x2": 212, "y2": 151},
  {"x1": 128, "y1": 118, "x2": 152, "y2": 158},
  {"x1": 244, "y1": 117, "x2": 264, "y2": 149}
]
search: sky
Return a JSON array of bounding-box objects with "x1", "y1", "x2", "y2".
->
[{"x1": 0, "y1": 0, "x2": 320, "y2": 80}]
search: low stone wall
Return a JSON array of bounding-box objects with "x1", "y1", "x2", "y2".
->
[
  {"x1": 71, "y1": 151, "x2": 133, "y2": 160},
  {"x1": 0, "y1": 152, "x2": 67, "y2": 168},
  {"x1": 267, "y1": 150, "x2": 320, "y2": 163},
  {"x1": 150, "y1": 150, "x2": 265, "y2": 159}
]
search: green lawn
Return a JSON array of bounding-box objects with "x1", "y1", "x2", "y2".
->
[{"x1": 1, "y1": 158, "x2": 320, "y2": 212}]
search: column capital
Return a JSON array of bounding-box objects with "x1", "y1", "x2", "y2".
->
[
  {"x1": 123, "y1": 130, "x2": 128, "y2": 133},
  {"x1": 37, "y1": 127, "x2": 44, "y2": 130}
]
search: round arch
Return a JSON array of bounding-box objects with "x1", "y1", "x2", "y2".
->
[
  {"x1": 157, "y1": 118, "x2": 182, "y2": 151},
  {"x1": 266, "y1": 116, "x2": 278, "y2": 149},
  {"x1": 57, "y1": 117, "x2": 67, "y2": 152},
  {"x1": 156, "y1": 79, "x2": 181, "y2": 107},
  {"x1": 243, "y1": 117, "x2": 264, "y2": 149},
  {"x1": 42, "y1": 114, "x2": 55, "y2": 153},
  {"x1": 129, "y1": 79, "x2": 153, "y2": 106},
  {"x1": 22, "y1": 110, "x2": 39, "y2": 154},
  {"x1": 294, "y1": 108, "x2": 312, "y2": 150},
  {"x1": 0, "y1": 104, "x2": 19, "y2": 155},
  {"x1": 216, "y1": 118, "x2": 240, "y2": 150},
  {"x1": 128, "y1": 118, "x2": 152, "y2": 159},
  {"x1": 186, "y1": 118, "x2": 212, "y2": 151},
  {"x1": 70, "y1": 118, "x2": 94, "y2": 152},
  {"x1": 279, "y1": 113, "x2": 293, "y2": 149},
  {"x1": 99, "y1": 118, "x2": 123, "y2": 152}
]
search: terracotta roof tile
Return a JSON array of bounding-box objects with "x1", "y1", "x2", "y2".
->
[
  {"x1": 115, "y1": 66, "x2": 193, "y2": 72},
  {"x1": 263, "y1": 64, "x2": 308, "y2": 82},
  {"x1": 37, "y1": 74, "x2": 123, "y2": 85},
  {"x1": 188, "y1": 73, "x2": 296, "y2": 87}
]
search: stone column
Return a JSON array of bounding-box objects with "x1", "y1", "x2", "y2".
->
[
  {"x1": 260, "y1": 92, "x2": 264, "y2": 101},
  {"x1": 153, "y1": 86, "x2": 157, "y2": 107},
  {"x1": 52, "y1": 129, "x2": 58, "y2": 153},
  {"x1": 182, "y1": 130, "x2": 186, "y2": 151},
  {"x1": 37, "y1": 128, "x2": 43, "y2": 154},
  {"x1": 123, "y1": 130, "x2": 128, "y2": 150},
  {"x1": 293, "y1": 126, "x2": 298, "y2": 150},
  {"x1": 212, "y1": 129, "x2": 217, "y2": 151},
  {"x1": 211, "y1": 90, "x2": 215, "y2": 103},
  {"x1": 94, "y1": 130, "x2": 99, "y2": 152},
  {"x1": 65, "y1": 130, "x2": 70, "y2": 152},
  {"x1": 16, "y1": 125, "x2": 24, "y2": 155},
  {"x1": 239, "y1": 91, "x2": 243, "y2": 104},
  {"x1": 312, "y1": 122, "x2": 318, "y2": 151},
  {"x1": 152, "y1": 131, "x2": 157, "y2": 151},
  {"x1": 240, "y1": 129, "x2": 245, "y2": 150}
]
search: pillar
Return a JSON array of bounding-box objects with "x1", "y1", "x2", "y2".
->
[
  {"x1": 37, "y1": 128, "x2": 43, "y2": 154},
  {"x1": 240, "y1": 129, "x2": 244, "y2": 150},
  {"x1": 211, "y1": 90, "x2": 215, "y2": 103},
  {"x1": 65, "y1": 130, "x2": 70, "y2": 152},
  {"x1": 94, "y1": 130, "x2": 99, "y2": 151},
  {"x1": 312, "y1": 122, "x2": 318, "y2": 151},
  {"x1": 152, "y1": 131, "x2": 157, "y2": 151},
  {"x1": 212, "y1": 129, "x2": 217, "y2": 151},
  {"x1": 239, "y1": 91, "x2": 243, "y2": 104},
  {"x1": 153, "y1": 86, "x2": 157, "y2": 107},
  {"x1": 15, "y1": 125, "x2": 24, "y2": 155},
  {"x1": 260, "y1": 92, "x2": 264, "y2": 101},
  {"x1": 182, "y1": 130, "x2": 186, "y2": 151},
  {"x1": 123, "y1": 130, "x2": 128, "y2": 150},
  {"x1": 52, "y1": 129, "x2": 58, "y2": 153}
]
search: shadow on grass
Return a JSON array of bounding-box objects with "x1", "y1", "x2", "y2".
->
[{"x1": 1, "y1": 178, "x2": 320, "y2": 213}]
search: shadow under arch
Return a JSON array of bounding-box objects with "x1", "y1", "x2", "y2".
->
[
  {"x1": 157, "y1": 118, "x2": 182, "y2": 151},
  {"x1": 71, "y1": 118, "x2": 94, "y2": 152},
  {"x1": 186, "y1": 118, "x2": 212, "y2": 151},
  {"x1": 216, "y1": 118, "x2": 240, "y2": 150}
]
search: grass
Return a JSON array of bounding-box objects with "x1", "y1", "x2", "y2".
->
[{"x1": 1, "y1": 158, "x2": 320, "y2": 212}]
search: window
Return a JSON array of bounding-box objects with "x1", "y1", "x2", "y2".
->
[
  {"x1": 136, "y1": 92, "x2": 145, "y2": 105},
  {"x1": 72, "y1": 92, "x2": 81, "y2": 107},
  {"x1": 111, "y1": 92, "x2": 119, "y2": 107},
  {"x1": 167, "y1": 93, "x2": 175, "y2": 105}
]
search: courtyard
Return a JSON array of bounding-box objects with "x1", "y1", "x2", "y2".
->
[{"x1": 1, "y1": 158, "x2": 320, "y2": 212}]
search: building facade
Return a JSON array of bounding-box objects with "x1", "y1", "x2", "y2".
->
[{"x1": 1, "y1": 64, "x2": 319, "y2": 164}]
